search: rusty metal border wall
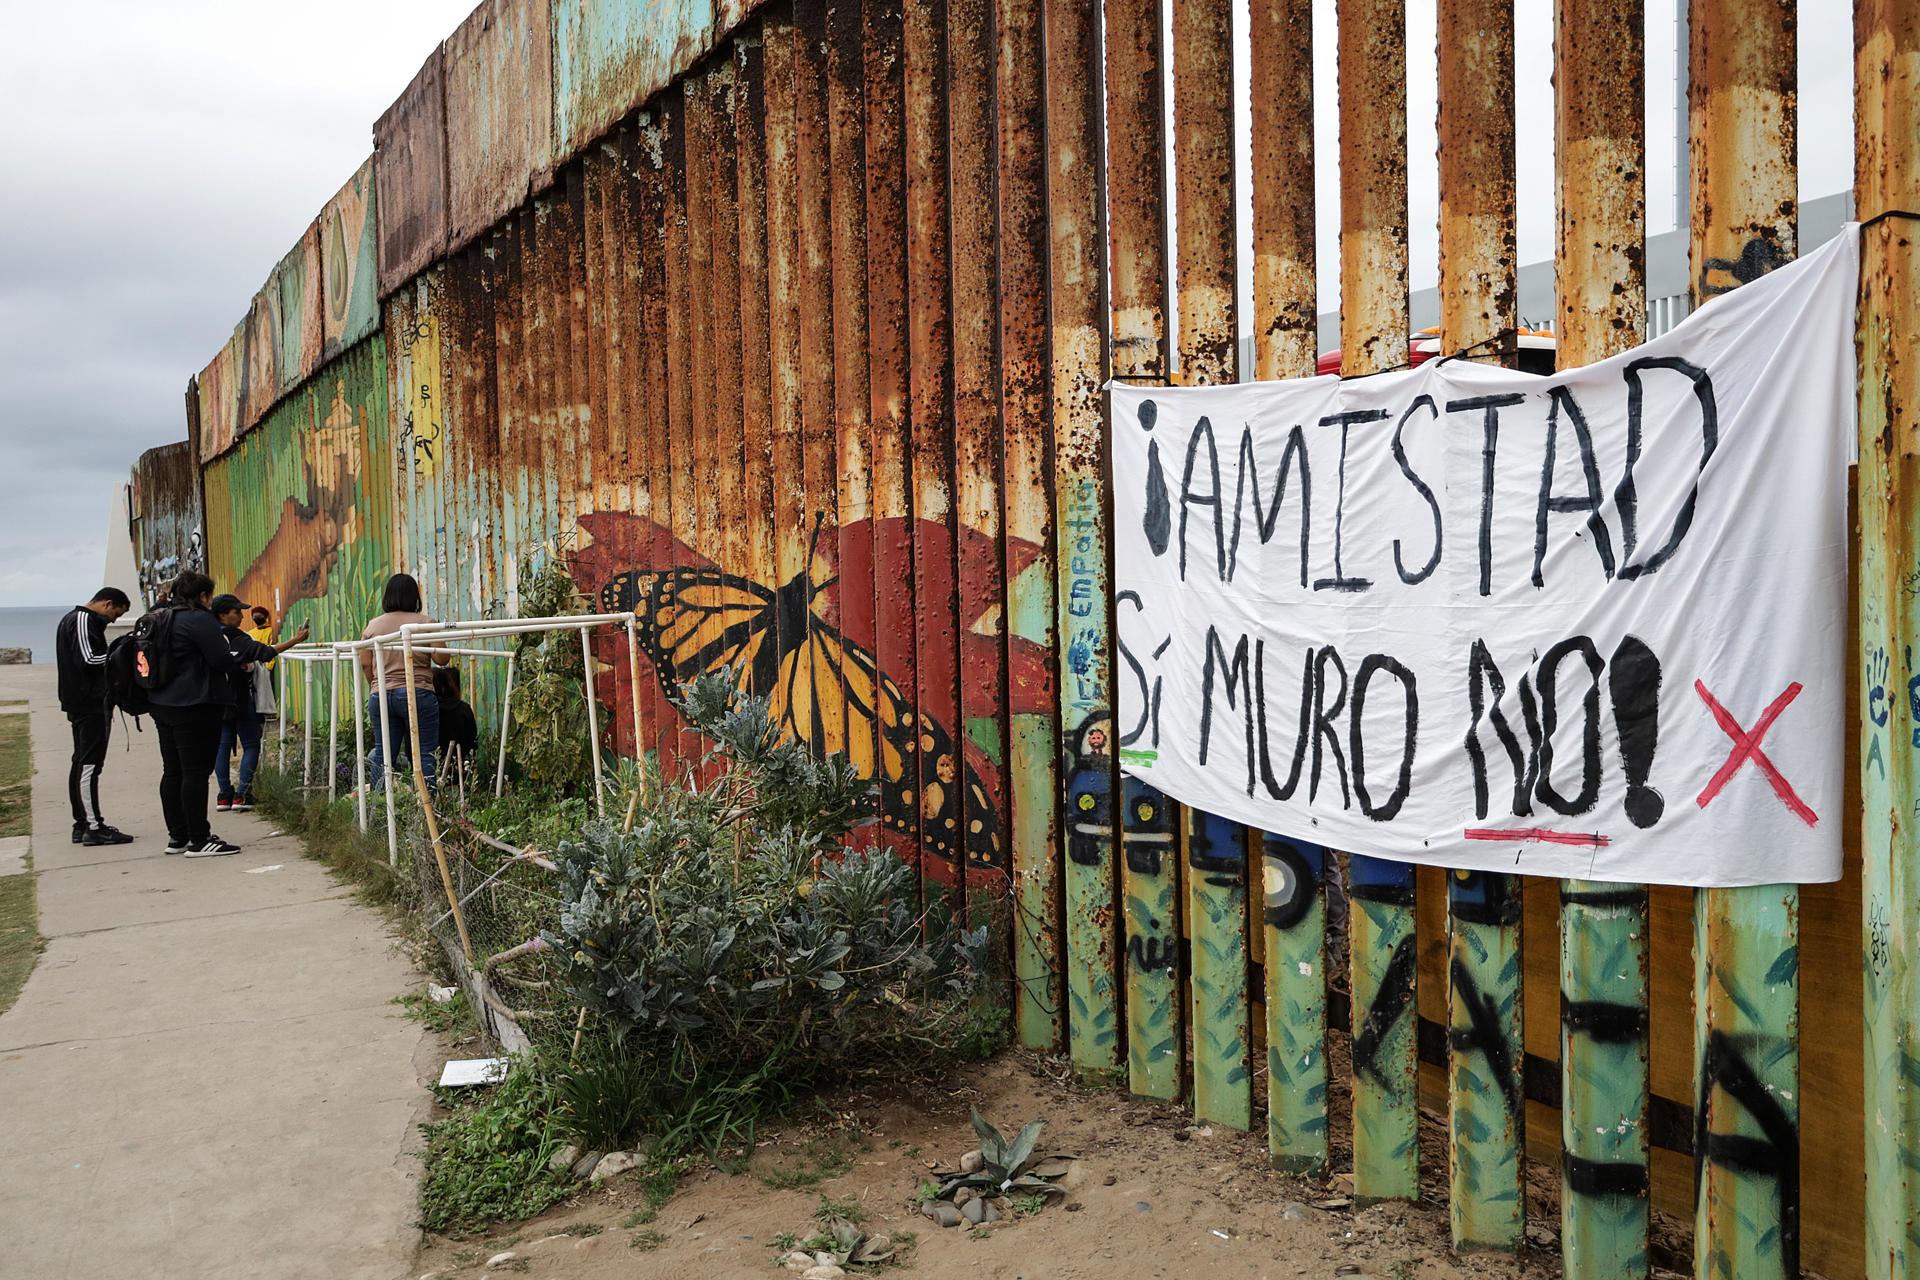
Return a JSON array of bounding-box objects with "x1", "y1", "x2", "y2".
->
[{"x1": 173, "y1": 2, "x2": 1907, "y2": 1276}]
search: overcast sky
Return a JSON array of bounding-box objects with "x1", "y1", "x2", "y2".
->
[
  {"x1": 0, "y1": 0, "x2": 472, "y2": 608},
  {"x1": 0, "y1": 0, "x2": 1856, "y2": 608}
]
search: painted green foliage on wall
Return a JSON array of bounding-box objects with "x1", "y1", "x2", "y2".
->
[{"x1": 204, "y1": 335, "x2": 394, "y2": 650}]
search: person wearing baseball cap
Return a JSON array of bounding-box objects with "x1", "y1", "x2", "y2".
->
[{"x1": 209, "y1": 594, "x2": 307, "y2": 816}]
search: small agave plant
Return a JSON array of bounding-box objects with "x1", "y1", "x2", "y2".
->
[{"x1": 935, "y1": 1108, "x2": 1075, "y2": 1203}]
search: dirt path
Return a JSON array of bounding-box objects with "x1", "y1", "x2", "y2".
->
[
  {"x1": 416, "y1": 1053, "x2": 1553, "y2": 1280},
  {"x1": 0, "y1": 665, "x2": 431, "y2": 1280}
]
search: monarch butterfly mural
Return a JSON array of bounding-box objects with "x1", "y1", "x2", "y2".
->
[{"x1": 569, "y1": 511, "x2": 1054, "y2": 886}]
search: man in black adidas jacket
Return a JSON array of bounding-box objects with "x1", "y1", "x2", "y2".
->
[{"x1": 55, "y1": 588, "x2": 133, "y2": 846}]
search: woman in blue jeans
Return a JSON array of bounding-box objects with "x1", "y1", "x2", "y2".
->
[{"x1": 360, "y1": 573, "x2": 448, "y2": 791}]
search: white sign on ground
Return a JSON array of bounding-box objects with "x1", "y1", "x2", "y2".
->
[{"x1": 1109, "y1": 226, "x2": 1859, "y2": 887}]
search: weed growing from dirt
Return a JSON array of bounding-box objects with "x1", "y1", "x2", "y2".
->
[
  {"x1": 815, "y1": 1193, "x2": 865, "y2": 1227},
  {"x1": 417, "y1": 1059, "x2": 572, "y2": 1235},
  {"x1": 618, "y1": 1163, "x2": 683, "y2": 1227},
  {"x1": 560, "y1": 1222, "x2": 603, "y2": 1238},
  {"x1": 628, "y1": 1229, "x2": 667, "y2": 1251},
  {"x1": 394, "y1": 989, "x2": 475, "y2": 1037},
  {"x1": 760, "y1": 1135, "x2": 855, "y2": 1190}
]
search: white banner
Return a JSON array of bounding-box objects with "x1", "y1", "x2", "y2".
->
[{"x1": 1110, "y1": 226, "x2": 1859, "y2": 887}]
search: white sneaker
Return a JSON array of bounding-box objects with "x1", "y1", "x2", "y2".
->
[{"x1": 184, "y1": 837, "x2": 242, "y2": 858}]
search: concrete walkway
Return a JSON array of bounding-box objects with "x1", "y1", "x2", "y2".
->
[{"x1": 0, "y1": 666, "x2": 429, "y2": 1280}]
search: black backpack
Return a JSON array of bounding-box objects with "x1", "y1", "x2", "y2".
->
[
  {"x1": 107, "y1": 608, "x2": 178, "y2": 714},
  {"x1": 104, "y1": 632, "x2": 148, "y2": 716}
]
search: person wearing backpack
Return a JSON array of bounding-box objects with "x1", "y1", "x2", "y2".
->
[
  {"x1": 147, "y1": 572, "x2": 306, "y2": 856},
  {"x1": 56, "y1": 588, "x2": 133, "y2": 846}
]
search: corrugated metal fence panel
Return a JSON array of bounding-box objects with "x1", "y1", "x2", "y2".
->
[
  {"x1": 551, "y1": 0, "x2": 715, "y2": 162},
  {"x1": 445, "y1": 0, "x2": 555, "y2": 255},
  {"x1": 240, "y1": 286, "x2": 280, "y2": 429},
  {"x1": 195, "y1": 329, "x2": 243, "y2": 463},
  {"x1": 275, "y1": 223, "x2": 326, "y2": 393},
  {"x1": 321, "y1": 157, "x2": 382, "y2": 357},
  {"x1": 202, "y1": 336, "x2": 394, "y2": 647},
  {"x1": 129, "y1": 441, "x2": 204, "y2": 609},
  {"x1": 375, "y1": 48, "x2": 450, "y2": 299}
]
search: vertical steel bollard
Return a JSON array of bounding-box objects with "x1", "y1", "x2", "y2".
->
[
  {"x1": 1047, "y1": 0, "x2": 1123, "y2": 1084},
  {"x1": 1249, "y1": 0, "x2": 1324, "y2": 1172},
  {"x1": 1338, "y1": 0, "x2": 1419, "y2": 1205},
  {"x1": 1104, "y1": 0, "x2": 1183, "y2": 1101},
  {"x1": 1437, "y1": 0, "x2": 1524, "y2": 1251},
  {"x1": 1553, "y1": 2, "x2": 1651, "y2": 1274},
  {"x1": 1171, "y1": 0, "x2": 1253, "y2": 1132},
  {"x1": 1857, "y1": 3, "x2": 1920, "y2": 1274},
  {"x1": 1687, "y1": 4, "x2": 1801, "y2": 1277},
  {"x1": 996, "y1": 0, "x2": 1067, "y2": 1053}
]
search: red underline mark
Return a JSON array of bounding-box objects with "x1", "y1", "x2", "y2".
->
[{"x1": 1463, "y1": 827, "x2": 1612, "y2": 848}]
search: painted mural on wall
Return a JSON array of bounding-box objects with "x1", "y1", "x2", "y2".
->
[
  {"x1": 129, "y1": 440, "x2": 205, "y2": 609},
  {"x1": 203, "y1": 337, "x2": 394, "y2": 646},
  {"x1": 569, "y1": 510, "x2": 1046, "y2": 890}
]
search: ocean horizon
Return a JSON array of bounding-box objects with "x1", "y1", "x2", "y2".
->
[{"x1": 0, "y1": 604, "x2": 72, "y2": 664}]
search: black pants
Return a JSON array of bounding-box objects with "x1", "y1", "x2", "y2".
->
[
  {"x1": 67, "y1": 709, "x2": 111, "y2": 829},
  {"x1": 151, "y1": 704, "x2": 224, "y2": 845}
]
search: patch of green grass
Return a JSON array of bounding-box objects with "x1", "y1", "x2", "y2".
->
[
  {"x1": 1012, "y1": 1194, "x2": 1048, "y2": 1217},
  {"x1": 628, "y1": 1229, "x2": 667, "y2": 1251},
  {"x1": 760, "y1": 1135, "x2": 854, "y2": 1190},
  {"x1": 912, "y1": 1180, "x2": 940, "y2": 1205},
  {"x1": 770, "y1": 1230, "x2": 799, "y2": 1252},
  {"x1": 394, "y1": 988, "x2": 475, "y2": 1036},
  {"x1": 0, "y1": 873, "x2": 40, "y2": 1018},
  {"x1": 0, "y1": 713, "x2": 29, "y2": 838},
  {"x1": 815, "y1": 1193, "x2": 865, "y2": 1227},
  {"x1": 561, "y1": 1222, "x2": 603, "y2": 1238},
  {"x1": 417, "y1": 1060, "x2": 574, "y2": 1235},
  {"x1": 619, "y1": 1162, "x2": 683, "y2": 1227},
  {"x1": 0, "y1": 714, "x2": 39, "y2": 1018}
]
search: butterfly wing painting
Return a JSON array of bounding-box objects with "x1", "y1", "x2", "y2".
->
[{"x1": 583, "y1": 519, "x2": 1014, "y2": 880}]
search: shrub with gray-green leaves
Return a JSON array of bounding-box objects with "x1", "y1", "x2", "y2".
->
[{"x1": 545, "y1": 672, "x2": 993, "y2": 1081}]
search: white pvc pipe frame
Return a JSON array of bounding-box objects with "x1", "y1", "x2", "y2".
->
[{"x1": 276, "y1": 612, "x2": 644, "y2": 868}]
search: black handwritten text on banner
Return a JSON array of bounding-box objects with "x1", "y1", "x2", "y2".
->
[{"x1": 1109, "y1": 227, "x2": 1858, "y2": 887}]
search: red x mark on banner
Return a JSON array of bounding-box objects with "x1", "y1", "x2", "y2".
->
[{"x1": 1694, "y1": 679, "x2": 1818, "y2": 827}]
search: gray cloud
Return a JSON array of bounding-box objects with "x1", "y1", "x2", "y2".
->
[{"x1": 0, "y1": 0, "x2": 471, "y2": 606}]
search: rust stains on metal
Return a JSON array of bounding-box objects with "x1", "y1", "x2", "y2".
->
[
  {"x1": 828, "y1": 0, "x2": 878, "y2": 781},
  {"x1": 1249, "y1": 0, "x2": 1315, "y2": 380},
  {"x1": 375, "y1": 47, "x2": 450, "y2": 298},
  {"x1": 1336, "y1": 0, "x2": 1408, "y2": 378},
  {"x1": 1555, "y1": 0, "x2": 1645, "y2": 360},
  {"x1": 902, "y1": 0, "x2": 962, "y2": 907},
  {"x1": 735, "y1": 34, "x2": 780, "y2": 615},
  {"x1": 1688, "y1": 0, "x2": 1797, "y2": 306},
  {"x1": 1436, "y1": 0, "x2": 1515, "y2": 364},
  {"x1": 793, "y1": 0, "x2": 843, "y2": 645},
  {"x1": 707, "y1": 61, "x2": 749, "y2": 581},
  {"x1": 865, "y1": 0, "x2": 922, "y2": 868},
  {"x1": 947, "y1": 0, "x2": 1014, "y2": 962},
  {"x1": 1102, "y1": 0, "x2": 1167, "y2": 380},
  {"x1": 996, "y1": 0, "x2": 1062, "y2": 1040},
  {"x1": 551, "y1": 0, "x2": 715, "y2": 161},
  {"x1": 445, "y1": 0, "x2": 556, "y2": 255},
  {"x1": 1171, "y1": 0, "x2": 1237, "y2": 384},
  {"x1": 762, "y1": 15, "x2": 811, "y2": 599},
  {"x1": 129, "y1": 441, "x2": 204, "y2": 608}
]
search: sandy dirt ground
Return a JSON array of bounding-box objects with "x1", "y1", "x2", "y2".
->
[{"x1": 414, "y1": 1051, "x2": 1579, "y2": 1280}]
